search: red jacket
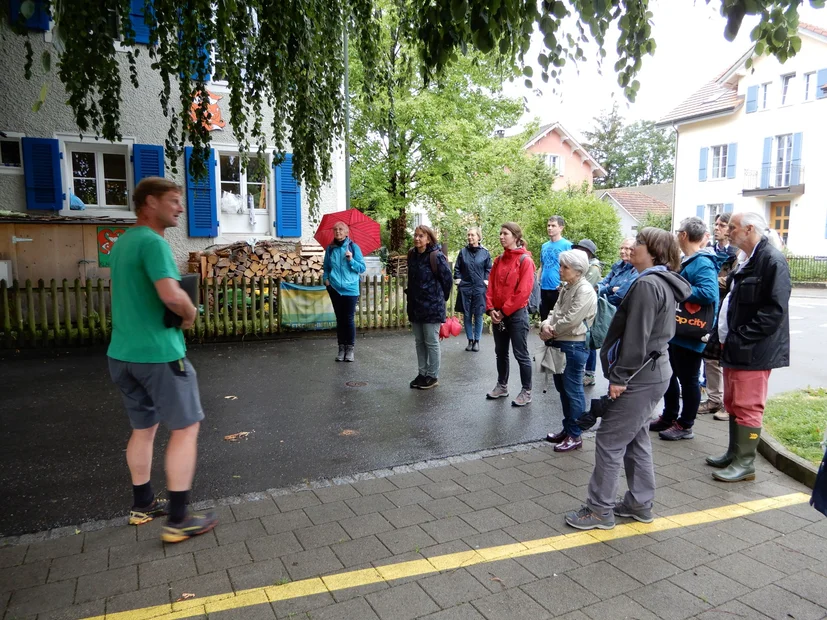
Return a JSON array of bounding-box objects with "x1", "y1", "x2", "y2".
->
[{"x1": 485, "y1": 247, "x2": 535, "y2": 317}]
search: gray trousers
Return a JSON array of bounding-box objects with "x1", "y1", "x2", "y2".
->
[
  {"x1": 411, "y1": 322, "x2": 441, "y2": 378},
  {"x1": 705, "y1": 358, "x2": 724, "y2": 407},
  {"x1": 587, "y1": 378, "x2": 670, "y2": 517}
]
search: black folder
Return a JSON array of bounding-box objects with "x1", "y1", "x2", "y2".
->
[{"x1": 164, "y1": 274, "x2": 199, "y2": 328}]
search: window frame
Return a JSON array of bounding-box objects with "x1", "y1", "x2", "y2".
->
[
  {"x1": 760, "y1": 82, "x2": 771, "y2": 110},
  {"x1": 55, "y1": 134, "x2": 136, "y2": 218},
  {"x1": 710, "y1": 144, "x2": 728, "y2": 180},
  {"x1": 780, "y1": 73, "x2": 795, "y2": 106},
  {"x1": 804, "y1": 72, "x2": 817, "y2": 102},
  {"x1": 0, "y1": 131, "x2": 25, "y2": 176},
  {"x1": 775, "y1": 134, "x2": 793, "y2": 188},
  {"x1": 545, "y1": 153, "x2": 564, "y2": 176},
  {"x1": 706, "y1": 204, "x2": 724, "y2": 233},
  {"x1": 212, "y1": 144, "x2": 274, "y2": 237}
]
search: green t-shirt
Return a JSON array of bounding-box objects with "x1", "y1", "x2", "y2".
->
[{"x1": 107, "y1": 226, "x2": 187, "y2": 363}]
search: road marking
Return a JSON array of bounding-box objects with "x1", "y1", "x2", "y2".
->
[
  {"x1": 82, "y1": 492, "x2": 811, "y2": 620},
  {"x1": 790, "y1": 330, "x2": 803, "y2": 335}
]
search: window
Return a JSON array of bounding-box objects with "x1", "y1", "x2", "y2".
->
[
  {"x1": 804, "y1": 72, "x2": 817, "y2": 101},
  {"x1": 780, "y1": 73, "x2": 795, "y2": 105},
  {"x1": 66, "y1": 145, "x2": 129, "y2": 209},
  {"x1": 412, "y1": 213, "x2": 423, "y2": 229},
  {"x1": 707, "y1": 204, "x2": 724, "y2": 232},
  {"x1": 211, "y1": 46, "x2": 228, "y2": 84},
  {"x1": 775, "y1": 134, "x2": 793, "y2": 187},
  {"x1": 218, "y1": 153, "x2": 266, "y2": 213},
  {"x1": 0, "y1": 137, "x2": 22, "y2": 169},
  {"x1": 710, "y1": 145, "x2": 728, "y2": 179},
  {"x1": 760, "y1": 82, "x2": 771, "y2": 110},
  {"x1": 546, "y1": 154, "x2": 564, "y2": 176}
]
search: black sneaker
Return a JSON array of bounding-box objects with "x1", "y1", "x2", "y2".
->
[
  {"x1": 162, "y1": 511, "x2": 218, "y2": 544},
  {"x1": 410, "y1": 374, "x2": 426, "y2": 389},
  {"x1": 648, "y1": 416, "x2": 673, "y2": 433},
  {"x1": 129, "y1": 498, "x2": 169, "y2": 525},
  {"x1": 419, "y1": 376, "x2": 439, "y2": 390}
]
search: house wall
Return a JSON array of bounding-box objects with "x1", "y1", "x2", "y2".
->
[
  {"x1": 526, "y1": 130, "x2": 597, "y2": 190},
  {"x1": 671, "y1": 34, "x2": 827, "y2": 256},
  {"x1": 0, "y1": 23, "x2": 343, "y2": 272}
]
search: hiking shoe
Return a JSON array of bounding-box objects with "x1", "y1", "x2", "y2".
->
[
  {"x1": 697, "y1": 401, "x2": 721, "y2": 414},
  {"x1": 583, "y1": 373, "x2": 596, "y2": 386},
  {"x1": 465, "y1": 339, "x2": 474, "y2": 351},
  {"x1": 659, "y1": 422, "x2": 695, "y2": 441},
  {"x1": 648, "y1": 416, "x2": 673, "y2": 433},
  {"x1": 129, "y1": 498, "x2": 168, "y2": 525},
  {"x1": 511, "y1": 389, "x2": 532, "y2": 407},
  {"x1": 344, "y1": 345, "x2": 355, "y2": 362},
  {"x1": 614, "y1": 496, "x2": 654, "y2": 523},
  {"x1": 486, "y1": 383, "x2": 509, "y2": 399},
  {"x1": 713, "y1": 409, "x2": 731, "y2": 421},
  {"x1": 419, "y1": 376, "x2": 439, "y2": 390},
  {"x1": 565, "y1": 505, "x2": 615, "y2": 530},
  {"x1": 554, "y1": 436, "x2": 582, "y2": 452},
  {"x1": 471, "y1": 340, "x2": 480, "y2": 352},
  {"x1": 410, "y1": 374, "x2": 426, "y2": 389},
  {"x1": 162, "y1": 511, "x2": 218, "y2": 544},
  {"x1": 335, "y1": 344, "x2": 346, "y2": 362}
]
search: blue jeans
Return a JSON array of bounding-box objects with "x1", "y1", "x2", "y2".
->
[
  {"x1": 411, "y1": 322, "x2": 441, "y2": 378},
  {"x1": 463, "y1": 311, "x2": 484, "y2": 341},
  {"x1": 585, "y1": 349, "x2": 597, "y2": 374},
  {"x1": 327, "y1": 287, "x2": 359, "y2": 345},
  {"x1": 552, "y1": 341, "x2": 589, "y2": 438}
]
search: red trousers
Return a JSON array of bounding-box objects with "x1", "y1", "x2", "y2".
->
[{"x1": 723, "y1": 368, "x2": 772, "y2": 427}]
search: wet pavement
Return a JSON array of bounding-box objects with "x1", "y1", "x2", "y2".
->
[{"x1": 2, "y1": 331, "x2": 589, "y2": 537}]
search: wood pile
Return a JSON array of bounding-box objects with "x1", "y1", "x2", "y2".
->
[
  {"x1": 387, "y1": 255, "x2": 408, "y2": 277},
  {"x1": 188, "y1": 240, "x2": 325, "y2": 280}
]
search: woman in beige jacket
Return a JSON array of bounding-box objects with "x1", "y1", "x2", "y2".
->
[{"x1": 540, "y1": 249, "x2": 598, "y2": 452}]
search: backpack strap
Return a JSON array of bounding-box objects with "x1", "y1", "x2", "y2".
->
[{"x1": 429, "y1": 250, "x2": 440, "y2": 275}]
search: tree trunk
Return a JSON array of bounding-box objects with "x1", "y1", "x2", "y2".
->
[{"x1": 389, "y1": 208, "x2": 407, "y2": 252}]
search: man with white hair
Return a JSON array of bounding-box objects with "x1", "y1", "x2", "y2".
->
[{"x1": 705, "y1": 212, "x2": 791, "y2": 482}]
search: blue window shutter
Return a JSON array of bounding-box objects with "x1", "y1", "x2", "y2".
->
[
  {"x1": 790, "y1": 132, "x2": 803, "y2": 185},
  {"x1": 817, "y1": 69, "x2": 827, "y2": 100},
  {"x1": 275, "y1": 154, "x2": 302, "y2": 237},
  {"x1": 696, "y1": 205, "x2": 705, "y2": 219},
  {"x1": 746, "y1": 85, "x2": 758, "y2": 113},
  {"x1": 698, "y1": 147, "x2": 708, "y2": 182},
  {"x1": 185, "y1": 147, "x2": 218, "y2": 237},
  {"x1": 9, "y1": 0, "x2": 50, "y2": 31},
  {"x1": 132, "y1": 144, "x2": 164, "y2": 184},
  {"x1": 21, "y1": 138, "x2": 62, "y2": 211},
  {"x1": 726, "y1": 143, "x2": 737, "y2": 179},
  {"x1": 129, "y1": 0, "x2": 152, "y2": 44},
  {"x1": 760, "y1": 137, "x2": 772, "y2": 189},
  {"x1": 724, "y1": 203, "x2": 734, "y2": 213}
]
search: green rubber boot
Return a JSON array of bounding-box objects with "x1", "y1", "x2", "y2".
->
[
  {"x1": 712, "y1": 425, "x2": 761, "y2": 482},
  {"x1": 706, "y1": 416, "x2": 737, "y2": 468}
]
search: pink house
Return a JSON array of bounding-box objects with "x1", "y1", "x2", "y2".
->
[{"x1": 524, "y1": 123, "x2": 607, "y2": 190}]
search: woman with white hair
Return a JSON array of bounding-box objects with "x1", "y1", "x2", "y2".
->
[{"x1": 540, "y1": 249, "x2": 598, "y2": 452}]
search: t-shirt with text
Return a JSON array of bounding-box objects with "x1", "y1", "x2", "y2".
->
[
  {"x1": 107, "y1": 226, "x2": 186, "y2": 363},
  {"x1": 540, "y1": 238, "x2": 572, "y2": 290}
]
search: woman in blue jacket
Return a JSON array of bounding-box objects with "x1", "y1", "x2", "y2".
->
[
  {"x1": 650, "y1": 217, "x2": 719, "y2": 440},
  {"x1": 323, "y1": 222, "x2": 367, "y2": 362},
  {"x1": 406, "y1": 225, "x2": 454, "y2": 390},
  {"x1": 454, "y1": 227, "x2": 492, "y2": 352}
]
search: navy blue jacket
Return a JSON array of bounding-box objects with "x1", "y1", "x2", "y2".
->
[
  {"x1": 598, "y1": 260, "x2": 638, "y2": 307},
  {"x1": 454, "y1": 245, "x2": 492, "y2": 316},
  {"x1": 406, "y1": 246, "x2": 454, "y2": 324}
]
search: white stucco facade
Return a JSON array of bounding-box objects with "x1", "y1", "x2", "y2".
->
[
  {"x1": 664, "y1": 27, "x2": 827, "y2": 256},
  {"x1": 0, "y1": 20, "x2": 344, "y2": 267}
]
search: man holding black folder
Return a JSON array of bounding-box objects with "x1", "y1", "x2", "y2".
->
[{"x1": 107, "y1": 177, "x2": 217, "y2": 543}]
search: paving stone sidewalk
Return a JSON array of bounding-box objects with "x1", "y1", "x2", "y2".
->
[{"x1": 2, "y1": 416, "x2": 825, "y2": 620}]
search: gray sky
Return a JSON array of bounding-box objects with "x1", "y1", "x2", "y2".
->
[{"x1": 504, "y1": 0, "x2": 827, "y2": 140}]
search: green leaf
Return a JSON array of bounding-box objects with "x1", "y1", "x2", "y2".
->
[
  {"x1": 773, "y1": 25, "x2": 787, "y2": 44},
  {"x1": 755, "y1": 40, "x2": 765, "y2": 55},
  {"x1": 552, "y1": 2, "x2": 567, "y2": 18},
  {"x1": 41, "y1": 50, "x2": 51, "y2": 72},
  {"x1": 522, "y1": 66, "x2": 533, "y2": 77},
  {"x1": 524, "y1": 78, "x2": 532, "y2": 88},
  {"x1": 790, "y1": 36, "x2": 802, "y2": 53}
]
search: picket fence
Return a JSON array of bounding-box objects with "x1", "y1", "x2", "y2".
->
[{"x1": 0, "y1": 275, "x2": 461, "y2": 349}]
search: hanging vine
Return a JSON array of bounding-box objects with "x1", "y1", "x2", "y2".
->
[{"x1": 8, "y1": 0, "x2": 820, "y2": 216}]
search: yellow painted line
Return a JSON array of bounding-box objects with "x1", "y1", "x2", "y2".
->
[{"x1": 82, "y1": 492, "x2": 810, "y2": 620}]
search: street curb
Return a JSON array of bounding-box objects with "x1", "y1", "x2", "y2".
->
[
  {"x1": 758, "y1": 430, "x2": 818, "y2": 489},
  {"x1": 792, "y1": 282, "x2": 827, "y2": 289}
]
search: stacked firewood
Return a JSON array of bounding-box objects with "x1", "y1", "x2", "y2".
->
[
  {"x1": 188, "y1": 240, "x2": 325, "y2": 280},
  {"x1": 387, "y1": 255, "x2": 408, "y2": 277}
]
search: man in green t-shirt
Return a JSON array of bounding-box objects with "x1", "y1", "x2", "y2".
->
[{"x1": 108, "y1": 177, "x2": 217, "y2": 543}]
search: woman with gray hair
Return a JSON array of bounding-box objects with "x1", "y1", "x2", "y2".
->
[{"x1": 540, "y1": 249, "x2": 598, "y2": 452}]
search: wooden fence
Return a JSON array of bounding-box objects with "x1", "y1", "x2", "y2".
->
[{"x1": 0, "y1": 275, "x2": 461, "y2": 349}]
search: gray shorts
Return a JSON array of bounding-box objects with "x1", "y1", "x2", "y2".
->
[{"x1": 108, "y1": 357, "x2": 205, "y2": 430}]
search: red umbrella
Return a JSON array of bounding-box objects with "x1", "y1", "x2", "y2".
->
[{"x1": 314, "y1": 209, "x2": 381, "y2": 255}]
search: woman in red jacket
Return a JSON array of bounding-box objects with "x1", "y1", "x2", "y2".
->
[{"x1": 485, "y1": 222, "x2": 536, "y2": 407}]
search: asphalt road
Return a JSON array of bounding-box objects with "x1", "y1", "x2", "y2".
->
[{"x1": 3, "y1": 290, "x2": 824, "y2": 537}]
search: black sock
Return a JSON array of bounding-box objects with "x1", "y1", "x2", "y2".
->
[
  {"x1": 132, "y1": 482, "x2": 154, "y2": 508},
  {"x1": 168, "y1": 490, "x2": 190, "y2": 524}
]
